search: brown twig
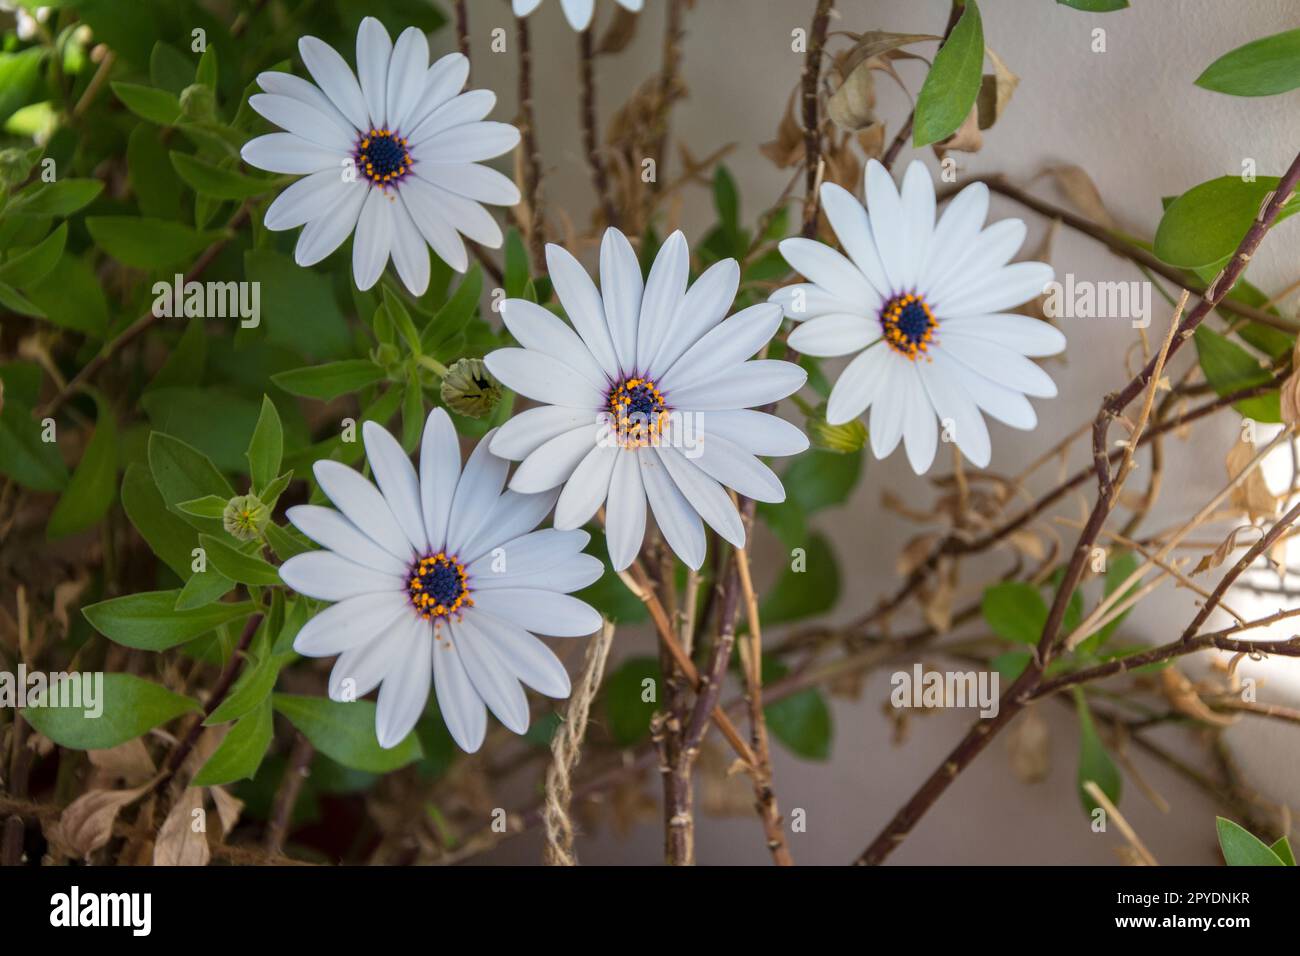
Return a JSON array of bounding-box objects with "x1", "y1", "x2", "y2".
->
[
  {"x1": 579, "y1": 28, "x2": 619, "y2": 228},
  {"x1": 799, "y1": 0, "x2": 833, "y2": 238},
  {"x1": 264, "y1": 731, "x2": 314, "y2": 854},
  {"x1": 880, "y1": 2, "x2": 966, "y2": 170},
  {"x1": 515, "y1": 15, "x2": 546, "y2": 272},
  {"x1": 453, "y1": 0, "x2": 470, "y2": 58}
]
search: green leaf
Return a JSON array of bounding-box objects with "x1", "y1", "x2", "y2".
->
[
  {"x1": 143, "y1": 387, "x2": 280, "y2": 475},
  {"x1": 195, "y1": 46, "x2": 219, "y2": 92},
  {"x1": 83, "y1": 590, "x2": 253, "y2": 651},
  {"x1": 982, "y1": 581, "x2": 1048, "y2": 645},
  {"x1": 1196, "y1": 29, "x2": 1300, "y2": 97},
  {"x1": 272, "y1": 359, "x2": 385, "y2": 400},
  {"x1": 6, "y1": 179, "x2": 104, "y2": 218},
  {"x1": 87, "y1": 217, "x2": 221, "y2": 270},
  {"x1": 177, "y1": 495, "x2": 229, "y2": 519},
  {"x1": 46, "y1": 391, "x2": 117, "y2": 539},
  {"x1": 24, "y1": 255, "x2": 110, "y2": 336},
  {"x1": 1056, "y1": 0, "x2": 1128, "y2": 10},
  {"x1": 1193, "y1": 326, "x2": 1280, "y2": 423},
  {"x1": 784, "y1": 449, "x2": 862, "y2": 513},
  {"x1": 401, "y1": 377, "x2": 424, "y2": 452},
  {"x1": 148, "y1": 431, "x2": 234, "y2": 533},
  {"x1": 759, "y1": 533, "x2": 840, "y2": 626},
  {"x1": 0, "y1": 281, "x2": 42, "y2": 318},
  {"x1": 1075, "y1": 690, "x2": 1122, "y2": 815},
  {"x1": 149, "y1": 41, "x2": 194, "y2": 95},
  {"x1": 763, "y1": 658, "x2": 832, "y2": 760},
  {"x1": 0, "y1": 401, "x2": 67, "y2": 492},
  {"x1": 243, "y1": 248, "x2": 350, "y2": 359},
  {"x1": 198, "y1": 534, "x2": 282, "y2": 587},
  {"x1": 1094, "y1": 550, "x2": 1140, "y2": 646},
  {"x1": 208, "y1": 648, "x2": 292, "y2": 725},
  {"x1": 1216, "y1": 817, "x2": 1286, "y2": 866},
  {"x1": 1155, "y1": 176, "x2": 1297, "y2": 270},
  {"x1": 382, "y1": 285, "x2": 424, "y2": 356},
  {"x1": 246, "y1": 395, "x2": 283, "y2": 493},
  {"x1": 503, "y1": 229, "x2": 529, "y2": 299},
  {"x1": 913, "y1": 1, "x2": 984, "y2": 147},
  {"x1": 171, "y1": 151, "x2": 273, "y2": 200},
  {"x1": 0, "y1": 222, "x2": 66, "y2": 289},
  {"x1": 273, "y1": 694, "x2": 423, "y2": 773},
  {"x1": 128, "y1": 125, "x2": 184, "y2": 220},
  {"x1": 603, "y1": 656, "x2": 662, "y2": 746},
  {"x1": 121, "y1": 462, "x2": 196, "y2": 578},
  {"x1": 192, "y1": 698, "x2": 273, "y2": 787},
  {"x1": 174, "y1": 568, "x2": 235, "y2": 609},
  {"x1": 422, "y1": 265, "x2": 483, "y2": 354},
  {"x1": 23, "y1": 673, "x2": 198, "y2": 750},
  {"x1": 1270, "y1": 835, "x2": 1296, "y2": 866},
  {"x1": 111, "y1": 81, "x2": 182, "y2": 125}
]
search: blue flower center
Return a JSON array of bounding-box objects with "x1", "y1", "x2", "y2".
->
[
  {"x1": 879, "y1": 293, "x2": 937, "y2": 360},
  {"x1": 608, "y1": 377, "x2": 668, "y2": 447},
  {"x1": 356, "y1": 129, "x2": 412, "y2": 188},
  {"x1": 408, "y1": 552, "x2": 470, "y2": 619}
]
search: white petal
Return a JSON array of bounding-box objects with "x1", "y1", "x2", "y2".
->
[
  {"x1": 404, "y1": 178, "x2": 501, "y2": 247},
  {"x1": 787, "y1": 313, "x2": 877, "y2": 358},
  {"x1": 389, "y1": 192, "x2": 431, "y2": 295},
  {"x1": 294, "y1": 183, "x2": 367, "y2": 266},
  {"x1": 922, "y1": 180, "x2": 988, "y2": 289},
  {"x1": 818, "y1": 182, "x2": 890, "y2": 299},
  {"x1": 777, "y1": 238, "x2": 876, "y2": 309},
  {"x1": 868, "y1": 360, "x2": 906, "y2": 458},
  {"x1": 940, "y1": 336, "x2": 1058, "y2": 397},
  {"x1": 701, "y1": 409, "x2": 809, "y2": 458},
  {"x1": 475, "y1": 617, "x2": 571, "y2": 698},
  {"x1": 403, "y1": 53, "x2": 470, "y2": 134},
  {"x1": 513, "y1": 0, "x2": 545, "y2": 14},
  {"x1": 474, "y1": 554, "x2": 603, "y2": 595},
  {"x1": 668, "y1": 360, "x2": 806, "y2": 411},
  {"x1": 933, "y1": 349, "x2": 1038, "y2": 430},
  {"x1": 433, "y1": 636, "x2": 486, "y2": 752},
  {"x1": 939, "y1": 314, "x2": 1067, "y2": 357},
  {"x1": 599, "y1": 228, "x2": 643, "y2": 376},
  {"x1": 396, "y1": 176, "x2": 468, "y2": 271},
  {"x1": 500, "y1": 298, "x2": 607, "y2": 391},
  {"x1": 927, "y1": 219, "x2": 1029, "y2": 309},
  {"x1": 827, "y1": 342, "x2": 890, "y2": 425},
  {"x1": 446, "y1": 432, "x2": 509, "y2": 554},
  {"x1": 918, "y1": 357, "x2": 991, "y2": 468},
  {"x1": 898, "y1": 159, "x2": 936, "y2": 292},
  {"x1": 362, "y1": 421, "x2": 428, "y2": 553},
  {"x1": 554, "y1": 444, "x2": 618, "y2": 529},
  {"x1": 460, "y1": 487, "x2": 560, "y2": 564},
  {"x1": 417, "y1": 163, "x2": 520, "y2": 207},
  {"x1": 256, "y1": 70, "x2": 356, "y2": 136},
  {"x1": 559, "y1": 0, "x2": 596, "y2": 30},
  {"x1": 548, "y1": 242, "x2": 620, "y2": 379},
  {"x1": 298, "y1": 35, "x2": 371, "y2": 132},
  {"x1": 375, "y1": 616, "x2": 432, "y2": 748},
  {"x1": 649, "y1": 259, "x2": 740, "y2": 374},
  {"x1": 265, "y1": 169, "x2": 352, "y2": 231},
  {"x1": 691, "y1": 432, "x2": 785, "y2": 502},
  {"x1": 280, "y1": 551, "x2": 401, "y2": 601},
  {"x1": 387, "y1": 27, "x2": 429, "y2": 132},
  {"x1": 655, "y1": 447, "x2": 745, "y2": 548},
  {"x1": 450, "y1": 616, "x2": 530, "y2": 734},
  {"x1": 420, "y1": 408, "x2": 460, "y2": 552},
  {"x1": 409, "y1": 90, "x2": 496, "y2": 145},
  {"x1": 639, "y1": 452, "x2": 706, "y2": 570},
  {"x1": 241, "y1": 133, "x2": 340, "y2": 175},
  {"x1": 940, "y1": 262, "x2": 1055, "y2": 318},
  {"x1": 864, "y1": 158, "x2": 908, "y2": 293},
  {"x1": 606, "y1": 449, "x2": 646, "y2": 571},
  {"x1": 467, "y1": 528, "x2": 591, "y2": 580},
  {"x1": 768, "y1": 282, "x2": 862, "y2": 322},
  {"x1": 329, "y1": 626, "x2": 405, "y2": 701},
  {"x1": 660, "y1": 303, "x2": 782, "y2": 394},
  {"x1": 511, "y1": 426, "x2": 601, "y2": 494},
  {"x1": 636, "y1": 231, "x2": 689, "y2": 374},
  {"x1": 485, "y1": 348, "x2": 605, "y2": 408},
  {"x1": 469, "y1": 589, "x2": 602, "y2": 637},
  {"x1": 355, "y1": 16, "x2": 393, "y2": 129},
  {"x1": 900, "y1": 363, "x2": 938, "y2": 474},
  {"x1": 249, "y1": 93, "x2": 356, "y2": 152},
  {"x1": 420, "y1": 121, "x2": 520, "y2": 164},
  {"x1": 293, "y1": 591, "x2": 410, "y2": 657},
  {"x1": 314, "y1": 459, "x2": 413, "y2": 560},
  {"x1": 352, "y1": 186, "x2": 392, "y2": 291},
  {"x1": 286, "y1": 505, "x2": 408, "y2": 576},
  {"x1": 491, "y1": 405, "x2": 596, "y2": 460}
]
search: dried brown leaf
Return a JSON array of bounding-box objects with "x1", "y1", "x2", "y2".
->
[
  {"x1": 596, "y1": 5, "x2": 639, "y2": 54},
  {"x1": 47, "y1": 784, "x2": 150, "y2": 861},
  {"x1": 933, "y1": 104, "x2": 982, "y2": 156},
  {"x1": 759, "y1": 91, "x2": 804, "y2": 169},
  {"x1": 1040, "y1": 164, "x2": 1115, "y2": 229},
  {"x1": 1006, "y1": 706, "x2": 1050, "y2": 783},
  {"x1": 1226, "y1": 439, "x2": 1279, "y2": 522},
  {"x1": 1192, "y1": 523, "x2": 1259, "y2": 576},
  {"x1": 153, "y1": 787, "x2": 210, "y2": 866},
  {"x1": 1159, "y1": 667, "x2": 1238, "y2": 728},
  {"x1": 209, "y1": 785, "x2": 244, "y2": 838},
  {"x1": 976, "y1": 47, "x2": 1018, "y2": 130},
  {"x1": 88, "y1": 739, "x2": 156, "y2": 787}
]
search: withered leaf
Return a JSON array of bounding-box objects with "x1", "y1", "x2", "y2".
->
[
  {"x1": 1226, "y1": 438, "x2": 1279, "y2": 522},
  {"x1": 1006, "y1": 706, "x2": 1050, "y2": 783},
  {"x1": 976, "y1": 47, "x2": 1019, "y2": 130},
  {"x1": 153, "y1": 787, "x2": 210, "y2": 866},
  {"x1": 1159, "y1": 668, "x2": 1237, "y2": 728},
  {"x1": 48, "y1": 784, "x2": 150, "y2": 861},
  {"x1": 596, "y1": 5, "x2": 639, "y2": 55},
  {"x1": 89, "y1": 739, "x2": 156, "y2": 787},
  {"x1": 209, "y1": 785, "x2": 244, "y2": 838},
  {"x1": 827, "y1": 59, "x2": 878, "y2": 132},
  {"x1": 1039, "y1": 164, "x2": 1115, "y2": 229}
]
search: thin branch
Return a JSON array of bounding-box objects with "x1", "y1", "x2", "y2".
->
[
  {"x1": 579, "y1": 28, "x2": 619, "y2": 227},
  {"x1": 799, "y1": 0, "x2": 833, "y2": 238},
  {"x1": 515, "y1": 15, "x2": 546, "y2": 272}
]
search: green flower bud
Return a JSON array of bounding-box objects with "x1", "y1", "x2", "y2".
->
[
  {"x1": 440, "y1": 357, "x2": 503, "y2": 419},
  {"x1": 808, "y1": 413, "x2": 867, "y2": 454},
  {"x1": 179, "y1": 83, "x2": 216, "y2": 122},
  {"x1": 223, "y1": 493, "x2": 269, "y2": 542}
]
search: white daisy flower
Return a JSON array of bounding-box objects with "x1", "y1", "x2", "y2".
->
[
  {"x1": 241, "y1": 17, "x2": 521, "y2": 296},
  {"x1": 279, "y1": 409, "x2": 603, "y2": 753},
  {"x1": 483, "y1": 228, "x2": 809, "y2": 573},
  {"x1": 512, "y1": 0, "x2": 644, "y2": 32},
  {"x1": 772, "y1": 159, "x2": 1063, "y2": 474}
]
